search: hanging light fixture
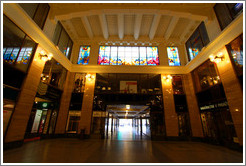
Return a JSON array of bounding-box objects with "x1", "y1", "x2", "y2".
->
[
  {"x1": 162, "y1": 75, "x2": 173, "y2": 82},
  {"x1": 209, "y1": 52, "x2": 224, "y2": 63}
]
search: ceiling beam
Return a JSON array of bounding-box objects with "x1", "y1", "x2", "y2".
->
[
  {"x1": 118, "y1": 14, "x2": 124, "y2": 40},
  {"x1": 99, "y1": 14, "x2": 109, "y2": 40},
  {"x1": 180, "y1": 20, "x2": 196, "y2": 43},
  {"x1": 65, "y1": 19, "x2": 79, "y2": 39},
  {"x1": 81, "y1": 16, "x2": 94, "y2": 39},
  {"x1": 54, "y1": 9, "x2": 208, "y2": 22},
  {"x1": 134, "y1": 14, "x2": 143, "y2": 40},
  {"x1": 164, "y1": 16, "x2": 179, "y2": 40},
  {"x1": 149, "y1": 14, "x2": 161, "y2": 40}
]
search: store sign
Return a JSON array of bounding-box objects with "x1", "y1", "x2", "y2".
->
[
  {"x1": 93, "y1": 111, "x2": 106, "y2": 117},
  {"x1": 120, "y1": 81, "x2": 137, "y2": 93},
  {"x1": 200, "y1": 101, "x2": 228, "y2": 111},
  {"x1": 200, "y1": 104, "x2": 215, "y2": 111},
  {"x1": 217, "y1": 101, "x2": 228, "y2": 107}
]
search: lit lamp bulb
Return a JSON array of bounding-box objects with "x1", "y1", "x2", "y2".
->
[
  {"x1": 48, "y1": 53, "x2": 53, "y2": 60},
  {"x1": 209, "y1": 54, "x2": 215, "y2": 62},
  {"x1": 163, "y1": 75, "x2": 172, "y2": 82}
]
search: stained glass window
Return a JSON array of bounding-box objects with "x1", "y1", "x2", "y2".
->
[
  {"x1": 98, "y1": 46, "x2": 110, "y2": 65},
  {"x1": 98, "y1": 46, "x2": 159, "y2": 66},
  {"x1": 118, "y1": 47, "x2": 125, "y2": 65},
  {"x1": 139, "y1": 47, "x2": 147, "y2": 65},
  {"x1": 132, "y1": 47, "x2": 139, "y2": 65},
  {"x1": 185, "y1": 22, "x2": 209, "y2": 61},
  {"x1": 167, "y1": 47, "x2": 180, "y2": 66},
  {"x1": 16, "y1": 47, "x2": 33, "y2": 64},
  {"x1": 110, "y1": 47, "x2": 118, "y2": 65},
  {"x1": 77, "y1": 46, "x2": 90, "y2": 65}
]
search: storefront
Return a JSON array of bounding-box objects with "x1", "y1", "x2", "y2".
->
[
  {"x1": 192, "y1": 60, "x2": 238, "y2": 147},
  {"x1": 25, "y1": 58, "x2": 67, "y2": 139}
]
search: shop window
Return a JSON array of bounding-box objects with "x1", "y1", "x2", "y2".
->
[
  {"x1": 19, "y1": 3, "x2": 50, "y2": 29},
  {"x1": 172, "y1": 76, "x2": 184, "y2": 94},
  {"x1": 74, "y1": 73, "x2": 86, "y2": 92},
  {"x1": 26, "y1": 101, "x2": 58, "y2": 135},
  {"x1": 98, "y1": 46, "x2": 159, "y2": 65},
  {"x1": 77, "y1": 46, "x2": 91, "y2": 65},
  {"x1": 192, "y1": 60, "x2": 221, "y2": 93},
  {"x1": 214, "y1": 3, "x2": 243, "y2": 30},
  {"x1": 3, "y1": 15, "x2": 37, "y2": 72},
  {"x1": 41, "y1": 59, "x2": 67, "y2": 90},
  {"x1": 226, "y1": 34, "x2": 243, "y2": 84},
  {"x1": 53, "y1": 22, "x2": 73, "y2": 59},
  {"x1": 185, "y1": 22, "x2": 210, "y2": 61},
  {"x1": 95, "y1": 73, "x2": 161, "y2": 94},
  {"x1": 167, "y1": 47, "x2": 181, "y2": 66},
  {"x1": 66, "y1": 111, "x2": 81, "y2": 133}
]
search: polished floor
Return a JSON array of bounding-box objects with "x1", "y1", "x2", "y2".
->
[{"x1": 3, "y1": 138, "x2": 243, "y2": 163}]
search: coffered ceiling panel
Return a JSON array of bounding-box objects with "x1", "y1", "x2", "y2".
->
[
  {"x1": 124, "y1": 14, "x2": 135, "y2": 36},
  {"x1": 70, "y1": 17, "x2": 88, "y2": 38},
  {"x1": 170, "y1": 18, "x2": 190, "y2": 39},
  {"x1": 140, "y1": 14, "x2": 154, "y2": 36},
  {"x1": 106, "y1": 15, "x2": 118, "y2": 36},
  {"x1": 155, "y1": 15, "x2": 172, "y2": 37},
  {"x1": 87, "y1": 15, "x2": 103, "y2": 37}
]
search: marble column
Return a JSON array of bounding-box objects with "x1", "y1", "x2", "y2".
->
[
  {"x1": 182, "y1": 74, "x2": 204, "y2": 138},
  {"x1": 78, "y1": 73, "x2": 96, "y2": 135},
  {"x1": 55, "y1": 72, "x2": 75, "y2": 134},
  {"x1": 161, "y1": 74, "x2": 179, "y2": 137},
  {"x1": 215, "y1": 47, "x2": 243, "y2": 145}
]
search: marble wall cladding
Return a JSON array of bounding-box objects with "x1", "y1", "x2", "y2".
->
[
  {"x1": 55, "y1": 72, "x2": 75, "y2": 134},
  {"x1": 4, "y1": 49, "x2": 46, "y2": 143},
  {"x1": 161, "y1": 74, "x2": 179, "y2": 136},
  {"x1": 78, "y1": 74, "x2": 96, "y2": 134},
  {"x1": 182, "y1": 74, "x2": 204, "y2": 138},
  {"x1": 216, "y1": 47, "x2": 243, "y2": 145}
]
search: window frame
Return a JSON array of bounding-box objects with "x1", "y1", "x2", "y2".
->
[
  {"x1": 77, "y1": 45, "x2": 91, "y2": 65},
  {"x1": 166, "y1": 46, "x2": 181, "y2": 66},
  {"x1": 97, "y1": 45, "x2": 160, "y2": 66}
]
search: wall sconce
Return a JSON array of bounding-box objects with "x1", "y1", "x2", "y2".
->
[
  {"x1": 39, "y1": 50, "x2": 52, "y2": 62},
  {"x1": 86, "y1": 74, "x2": 95, "y2": 81},
  {"x1": 209, "y1": 52, "x2": 224, "y2": 63},
  {"x1": 162, "y1": 75, "x2": 173, "y2": 82}
]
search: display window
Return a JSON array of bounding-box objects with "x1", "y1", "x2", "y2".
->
[
  {"x1": 3, "y1": 99, "x2": 15, "y2": 136},
  {"x1": 226, "y1": 34, "x2": 243, "y2": 78},
  {"x1": 66, "y1": 111, "x2": 81, "y2": 133},
  {"x1": 172, "y1": 76, "x2": 184, "y2": 94},
  {"x1": 192, "y1": 60, "x2": 221, "y2": 93},
  {"x1": 74, "y1": 73, "x2": 86, "y2": 93}
]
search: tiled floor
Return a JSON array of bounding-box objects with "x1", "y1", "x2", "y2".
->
[{"x1": 3, "y1": 138, "x2": 243, "y2": 163}]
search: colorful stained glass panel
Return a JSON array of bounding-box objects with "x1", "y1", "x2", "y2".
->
[
  {"x1": 110, "y1": 47, "x2": 118, "y2": 65},
  {"x1": 78, "y1": 46, "x2": 90, "y2": 65},
  {"x1": 139, "y1": 47, "x2": 147, "y2": 65},
  {"x1": 118, "y1": 47, "x2": 125, "y2": 65},
  {"x1": 167, "y1": 47, "x2": 180, "y2": 66}
]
